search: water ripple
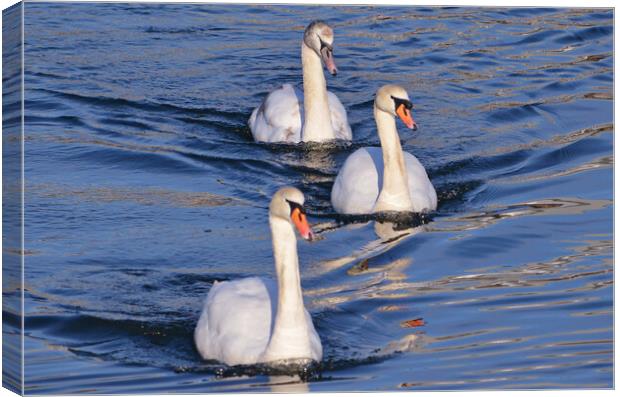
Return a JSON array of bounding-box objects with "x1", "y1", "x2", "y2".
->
[{"x1": 17, "y1": 3, "x2": 613, "y2": 393}]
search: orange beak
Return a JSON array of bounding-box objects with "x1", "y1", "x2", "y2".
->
[
  {"x1": 291, "y1": 207, "x2": 314, "y2": 241},
  {"x1": 396, "y1": 104, "x2": 417, "y2": 130}
]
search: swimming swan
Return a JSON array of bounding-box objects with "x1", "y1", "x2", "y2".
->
[
  {"x1": 194, "y1": 187, "x2": 322, "y2": 366},
  {"x1": 248, "y1": 20, "x2": 351, "y2": 143},
  {"x1": 331, "y1": 85, "x2": 437, "y2": 214}
]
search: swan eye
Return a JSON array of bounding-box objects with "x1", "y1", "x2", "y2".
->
[
  {"x1": 318, "y1": 35, "x2": 333, "y2": 52},
  {"x1": 391, "y1": 95, "x2": 413, "y2": 111},
  {"x1": 286, "y1": 199, "x2": 305, "y2": 216}
]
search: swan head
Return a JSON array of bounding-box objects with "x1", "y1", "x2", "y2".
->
[
  {"x1": 270, "y1": 187, "x2": 315, "y2": 241},
  {"x1": 375, "y1": 84, "x2": 417, "y2": 130},
  {"x1": 303, "y1": 20, "x2": 338, "y2": 76}
]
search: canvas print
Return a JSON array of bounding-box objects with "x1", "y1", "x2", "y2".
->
[{"x1": 2, "y1": 1, "x2": 613, "y2": 394}]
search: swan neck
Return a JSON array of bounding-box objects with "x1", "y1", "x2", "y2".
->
[
  {"x1": 263, "y1": 216, "x2": 310, "y2": 360},
  {"x1": 373, "y1": 106, "x2": 414, "y2": 212},
  {"x1": 301, "y1": 42, "x2": 333, "y2": 142}
]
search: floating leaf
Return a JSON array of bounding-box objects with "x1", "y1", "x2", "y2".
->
[{"x1": 400, "y1": 318, "x2": 425, "y2": 328}]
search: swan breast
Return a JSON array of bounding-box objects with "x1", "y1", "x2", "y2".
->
[{"x1": 331, "y1": 147, "x2": 436, "y2": 214}]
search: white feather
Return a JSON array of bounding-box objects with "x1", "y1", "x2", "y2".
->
[
  {"x1": 194, "y1": 277, "x2": 322, "y2": 366},
  {"x1": 331, "y1": 147, "x2": 437, "y2": 214},
  {"x1": 249, "y1": 84, "x2": 351, "y2": 143}
]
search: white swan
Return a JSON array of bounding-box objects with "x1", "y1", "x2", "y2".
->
[
  {"x1": 249, "y1": 20, "x2": 351, "y2": 143},
  {"x1": 194, "y1": 187, "x2": 322, "y2": 366},
  {"x1": 331, "y1": 85, "x2": 437, "y2": 214}
]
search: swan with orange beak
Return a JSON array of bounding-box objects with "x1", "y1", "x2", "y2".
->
[
  {"x1": 195, "y1": 187, "x2": 322, "y2": 366},
  {"x1": 331, "y1": 84, "x2": 437, "y2": 214}
]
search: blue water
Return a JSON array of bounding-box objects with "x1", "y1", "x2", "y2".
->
[{"x1": 4, "y1": 3, "x2": 613, "y2": 393}]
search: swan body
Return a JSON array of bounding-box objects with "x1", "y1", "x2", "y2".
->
[
  {"x1": 194, "y1": 187, "x2": 322, "y2": 366},
  {"x1": 249, "y1": 20, "x2": 351, "y2": 143},
  {"x1": 332, "y1": 147, "x2": 436, "y2": 214},
  {"x1": 249, "y1": 84, "x2": 351, "y2": 143},
  {"x1": 331, "y1": 85, "x2": 437, "y2": 214}
]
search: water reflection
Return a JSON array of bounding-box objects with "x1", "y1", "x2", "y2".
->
[
  {"x1": 374, "y1": 220, "x2": 424, "y2": 241},
  {"x1": 267, "y1": 375, "x2": 309, "y2": 393},
  {"x1": 430, "y1": 197, "x2": 611, "y2": 233},
  {"x1": 313, "y1": 219, "x2": 426, "y2": 277}
]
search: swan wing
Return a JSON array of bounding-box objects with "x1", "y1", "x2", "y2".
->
[
  {"x1": 327, "y1": 91, "x2": 352, "y2": 141},
  {"x1": 404, "y1": 152, "x2": 438, "y2": 212},
  {"x1": 194, "y1": 277, "x2": 276, "y2": 365},
  {"x1": 249, "y1": 84, "x2": 302, "y2": 143},
  {"x1": 331, "y1": 147, "x2": 382, "y2": 214}
]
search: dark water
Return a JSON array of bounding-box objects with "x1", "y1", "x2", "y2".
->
[{"x1": 7, "y1": 2, "x2": 614, "y2": 393}]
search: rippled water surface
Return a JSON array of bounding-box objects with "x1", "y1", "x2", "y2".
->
[{"x1": 6, "y1": 3, "x2": 614, "y2": 393}]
